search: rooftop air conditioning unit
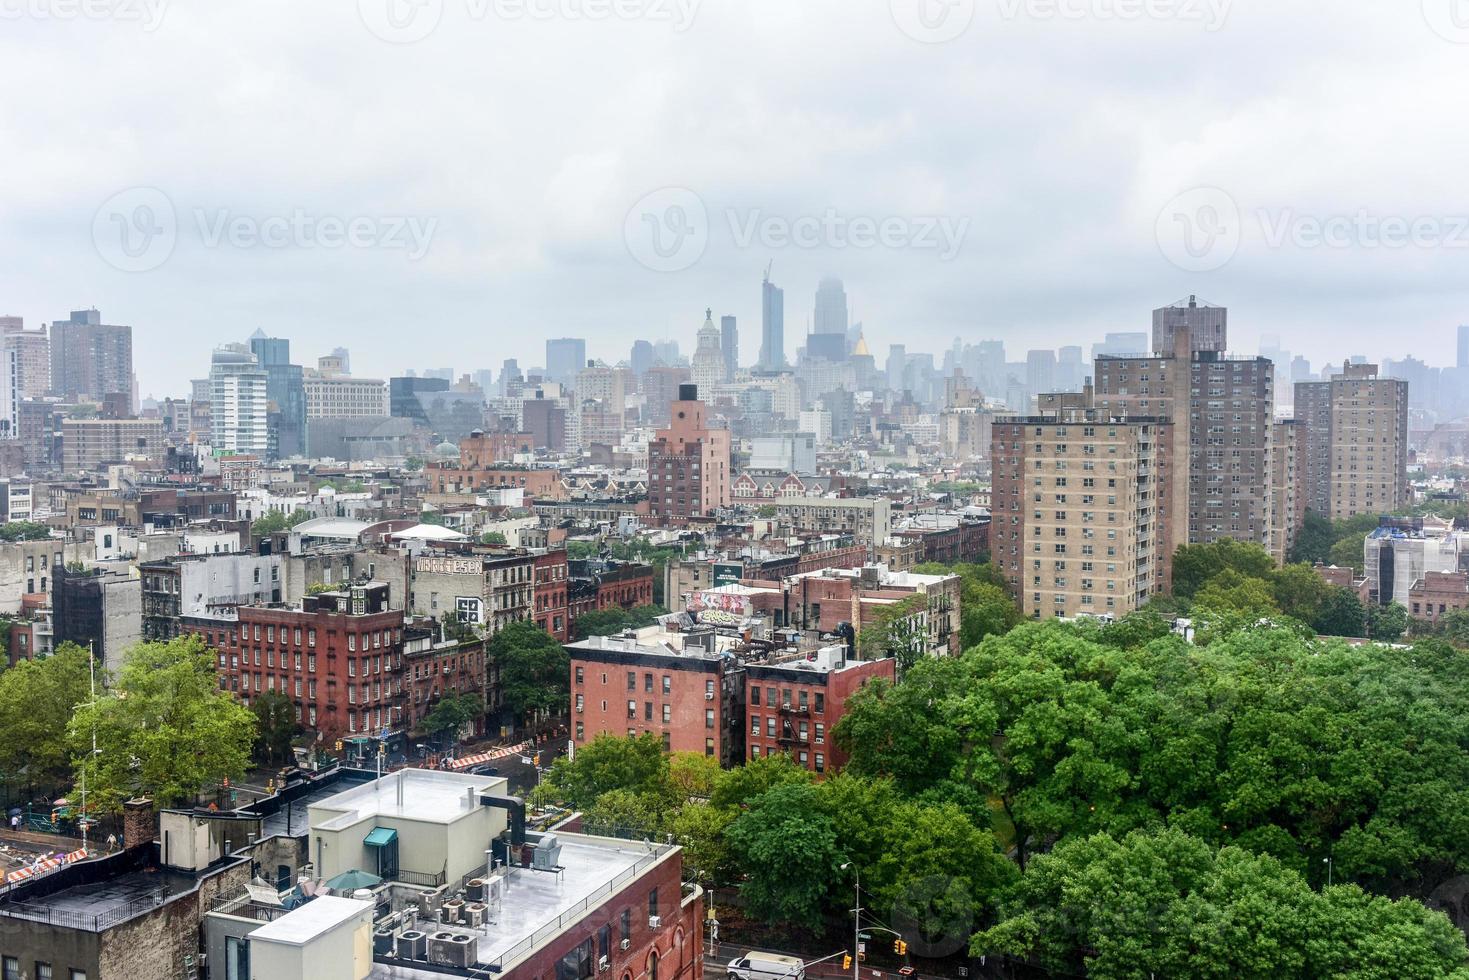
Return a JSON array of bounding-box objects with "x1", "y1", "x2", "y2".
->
[
  {"x1": 462, "y1": 902, "x2": 487, "y2": 928},
  {"x1": 620, "y1": 939, "x2": 631, "y2": 951},
  {"x1": 428, "y1": 932, "x2": 480, "y2": 969},
  {"x1": 399, "y1": 931, "x2": 429, "y2": 960},
  {"x1": 648, "y1": 915, "x2": 661, "y2": 929},
  {"x1": 484, "y1": 877, "x2": 504, "y2": 906}
]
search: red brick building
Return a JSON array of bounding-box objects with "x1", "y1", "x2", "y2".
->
[
  {"x1": 568, "y1": 626, "x2": 896, "y2": 776},
  {"x1": 1409, "y1": 571, "x2": 1469, "y2": 623},
  {"x1": 534, "y1": 549, "x2": 571, "y2": 642},
  {"x1": 568, "y1": 631, "x2": 739, "y2": 765},
  {"x1": 569, "y1": 560, "x2": 657, "y2": 628},
  {"x1": 206, "y1": 581, "x2": 405, "y2": 745},
  {"x1": 744, "y1": 652, "x2": 894, "y2": 775},
  {"x1": 647, "y1": 385, "x2": 731, "y2": 527},
  {"x1": 403, "y1": 623, "x2": 493, "y2": 737}
]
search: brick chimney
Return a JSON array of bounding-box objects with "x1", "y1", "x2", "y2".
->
[{"x1": 122, "y1": 797, "x2": 156, "y2": 850}]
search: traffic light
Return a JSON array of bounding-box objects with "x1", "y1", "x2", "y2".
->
[
  {"x1": 334, "y1": 740, "x2": 343, "y2": 752},
  {"x1": 842, "y1": 956, "x2": 852, "y2": 970},
  {"x1": 894, "y1": 940, "x2": 908, "y2": 956}
]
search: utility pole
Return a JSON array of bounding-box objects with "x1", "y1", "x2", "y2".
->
[{"x1": 841, "y1": 862, "x2": 860, "y2": 980}]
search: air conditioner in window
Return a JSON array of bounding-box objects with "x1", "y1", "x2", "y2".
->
[
  {"x1": 703, "y1": 692, "x2": 714, "y2": 701},
  {"x1": 599, "y1": 956, "x2": 610, "y2": 972},
  {"x1": 648, "y1": 915, "x2": 661, "y2": 929},
  {"x1": 620, "y1": 939, "x2": 631, "y2": 951}
]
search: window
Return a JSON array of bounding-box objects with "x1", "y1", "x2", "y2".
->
[
  {"x1": 649, "y1": 887, "x2": 659, "y2": 918},
  {"x1": 644, "y1": 673, "x2": 653, "y2": 693},
  {"x1": 662, "y1": 704, "x2": 671, "y2": 723},
  {"x1": 34, "y1": 964, "x2": 50, "y2": 980},
  {"x1": 644, "y1": 702, "x2": 653, "y2": 721},
  {"x1": 575, "y1": 666, "x2": 584, "y2": 684},
  {"x1": 705, "y1": 708, "x2": 715, "y2": 729},
  {"x1": 814, "y1": 692, "x2": 824, "y2": 713},
  {"x1": 620, "y1": 910, "x2": 631, "y2": 941},
  {"x1": 705, "y1": 737, "x2": 714, "y2": 756},
  {"x1": 662, "y1": 675, "x2": 671, "y2": 695},
  {"x1": 627, "y1": 700, "x2": 637, "y2": 719},
  {"x1": 750, "y1": 686, "x2": 761, "y2": 706},
  {"x1": 627, "y1": 671, "x2": 636, "y2": 692},
  {"x1": 815, "y1": 723, "x2": 824, "y2": 743},
  {"x1": 751, "y1": 715, "x2": 760, "y2": 735},
  {"x1": 4, "y1": 958, "x2": 18, "y2": 980}
]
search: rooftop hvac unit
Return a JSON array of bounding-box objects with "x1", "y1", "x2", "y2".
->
[
  {"x1": 484, "y1": 877, "x2": 504, "y2": 906},
  {"x1": 428, "y1": 932, "x2": 480, "y2": 969},
  {"x1": 532, "y1": 834, "x2": 563, "y2": 871},
  {"x1": 373, "y1": 929, "x2": 396, "y2": 957},
  {"x1": 462, "y1": 902, "x2": 487, "y2": 928},
  {"x1": 466, "y1": 878, "x2": 486, "y2": 902},
  {"x1": 399, "y1": 931, "x2": 429, "y2": 961},
  {"x1": 441, "y1": 898, "x2": 465, "y2": 924}
]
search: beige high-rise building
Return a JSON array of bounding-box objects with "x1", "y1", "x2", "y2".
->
[
  {"x1": 1, "y1": 318, "x2": 49, "y2": 400},
  {"x1": 1294, "y1": 363, "x2": 1409, "y2": 520},
  {"x1": 1094, "y1": 313, "x2": 1277, "y2": 557},
  {"x1": 991, "y1": 406, "x2": 1179, "y2": 620},
  {"x1": 1268, "y1": 418, "x2": 1300, "y2": 563}
]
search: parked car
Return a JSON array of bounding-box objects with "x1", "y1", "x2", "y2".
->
[{"x1": 727, "y1": 952, "x2": 804, "y2": 980}]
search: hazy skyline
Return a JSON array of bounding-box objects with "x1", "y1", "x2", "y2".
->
[{"x1": 4, "y1": 1, "x2": 1469, "y2": 396}]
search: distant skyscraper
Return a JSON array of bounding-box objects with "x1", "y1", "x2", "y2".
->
[
  {"x1": 813, "y1": 277, "x2": 848, "y2": 337},
  {"x1": 546, "y1": 338, "x2": 587, "y2": 384},
  {"x1": 499, "y1": 359, "x2": 523, "y2": 396},
  {"x1": 630, "y1": 340, "x2": 655, "y2": 377},
  {"x1": 886, "y1": 344, "x2": 907, "y2": 393},
  {"x1": 691, "y1": 309, "x2": 724, "y2": 399},
  {"x1": 1025, "y1": 350, "x2": 1056, "y2": 400},
  {"x1": 653, "y1": 339, "x2": 682, "y2": 367},
  {"x1": 1090, "y1": 332, "x2": 1148, "y2": 361},
  {"x1": 50, "y1": 309, "x2": 132, "y2": 404},
  {"x1": 210, "y1": 345, "x2": 270, "y2": 455},
  {"x1": 331, "y1": 347, "x2": 351, "y2": 375},
  {"x1": 248, "y1": 330, "x2": 305, "y2": 459},
  {"x1": 1458, "y1": 325, "x2": 1469, "y2": 370},
  {"x1": 2, "y1": 318, "x2": 49, "y2": 400},
  {"x1": 1055, "y1": 346, "x2": 1085, "y2": 392},
  {"x1": 759, "y1": 270, "x2": 785, "y2": 370},
  {"x1": 720, "y1": 316, "x2": 738, "y2": 381},
  {"x1": 1152, "y1": 295, "x2": 1226, "y2": 354}
]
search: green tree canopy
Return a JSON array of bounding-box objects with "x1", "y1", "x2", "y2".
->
[
  {"x1": 421, "y1": 692, "x2": 484, "y2": 737},
  {"x1": 974, "y1": 827, "x2": 1469, "y2": 980},
  {"x1": 490, "y1": 620, "x2": 569, "y2": 722},
  {"x1": 837, "y1": 620, "x2": 1469, "y2": 893},
  {"x1": 537, "y1": 733, "x2": 670, "y2": 811},
  {"x1": 572, "y1": 605, "x2": 667, "y2": 640},
  {"x1": 0, "y1": 521, "x2": 52, "y2": 542},
  {"x1": 1171, "y1": 539, "x2": 1277, "y2": 598},
  {"x1": 69, "y1": 636, "x2": 257, "y2": 810},
  {"x1": 252, "y1": 690, "x2": 299, "y2": 765},
  {"x1": 251, "y1": 509, "x2": 311, "y2": 537},
  {"x1": 1315, "y1": 586, "x2": 1366, "y2": 637},
  {"x1": 0, "y1": 643, "x2": 93, "y2": 790}
]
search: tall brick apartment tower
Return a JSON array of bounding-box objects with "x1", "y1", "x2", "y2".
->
[{"x1": 647, "y1": 384, "x2": 731, "y2": 527}]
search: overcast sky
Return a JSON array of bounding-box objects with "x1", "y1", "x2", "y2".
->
[{"x1": 3, "y1": 0, "x2": 1469, "y2": 398}]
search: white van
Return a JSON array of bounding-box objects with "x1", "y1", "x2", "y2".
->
[{"x1": 727, "y1": 952, "x2": 805, "y2": 980}]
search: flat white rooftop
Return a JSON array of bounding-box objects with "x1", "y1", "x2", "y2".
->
[
  {"x1": 311, "y1": 769, "x2": 507, "y2": 832},
  {"x1": 372, "y1": 836, "x2": 678, "y2": 978},
  {"x1": 252, "y1": 895, "x2": 372, "y2": 946}
]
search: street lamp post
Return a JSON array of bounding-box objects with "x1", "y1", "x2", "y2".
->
[
  {"x1": 1323, "y1": 857, "x2": 1333, "y2": 887},
  {"x1": 840, "y1": 862, "x2": 859, "y2": 980}
]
